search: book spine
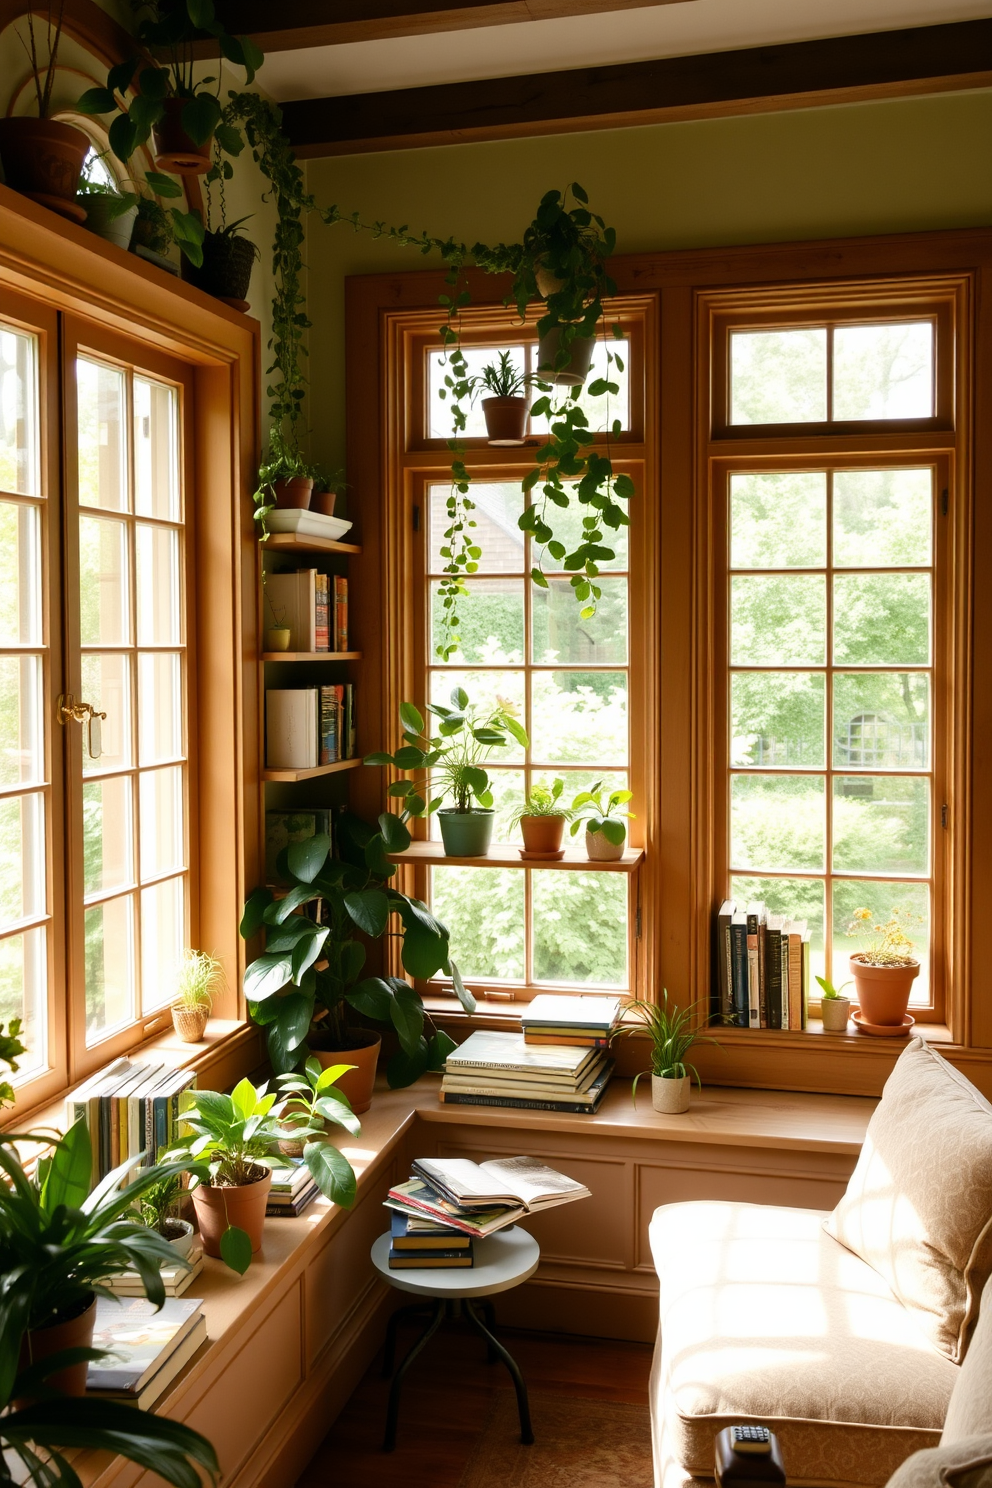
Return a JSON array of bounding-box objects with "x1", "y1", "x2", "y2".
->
[
  {"x1": 729, "y1": 919, "x2": 749, "y2": 1028},
  {"x1": 438, "y1": 1090, "x2": 603, "y2": 1114},
  {"x1": 757, "y1": 919, "x2": 768, "y2": 1029},
  {"x1": 314, "y1": 573, "x2": 329, "y2": 652},
  {"x1": 766, "y1": 930, "x2": 782, "y2": 1029},
  {"x1": 334, "y1": 576, "x2": 348, "y2": 651},
  {"x1": 780, "y1": 936, "x2": 791, "y2": 1030},
  {"x1": 789, "y1": 934, "x2": 803, "y2": 1031},
  {"x1": 745, "y1": 912, "x2": 760, "y2": 1029},
  {"x1": 344, "y1": 683, "x2": 355, "y2": 759},
  {"x1": 319, "y1": 686, "x2": 338, "y2": 765},
  {"x1": 523, "y1": 1034, "x2": 611, "y2": 1048}
]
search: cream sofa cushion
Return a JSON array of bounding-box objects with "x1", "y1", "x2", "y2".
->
[
  {"x1": 885, "y1": 1437, "x2": 992, "y2": 1488},
  {"x1": 825, "y1": 1038, "x2": 992, "y2": 1363},
  {"x1": 650, "y1": 1200, "x2": 957, "y2": 1488},
  {"x1": 943, "y1": 1273, "x2": 992, "y2": 1442}
]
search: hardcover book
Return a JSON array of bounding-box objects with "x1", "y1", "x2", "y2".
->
[{"x1": 86, "y1": 1298, "x2": 204, "y2": 1395}]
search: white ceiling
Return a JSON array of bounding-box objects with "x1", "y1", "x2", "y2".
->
[{"x1": 260, "y1": 0, "x2": 992, "y2": 102}]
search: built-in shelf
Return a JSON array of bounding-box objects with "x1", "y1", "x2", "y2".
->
[
  {"x1": 262, "y1": 533, "x2": 361, "y2": 556},
  {"x1": 262, "y1": 758, "x2": 363, "y2": 783},
  {"x1": 261, "y1": 651, "x2": 362, "y2": 663},
  {"x1": 386, "y1": 841, "x2": 644, "y2": 873}
]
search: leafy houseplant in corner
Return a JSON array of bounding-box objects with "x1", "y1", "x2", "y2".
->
[
  {"x1": 847, "y1": 908, "x2": 922, "y2": 1031},
  {"x1": 255, "y1": 438, "x2": 315, "y2": 515},
  {"x1": 368, "y1": 692, "x2": 529, "y2": 858},
  {"x1": 272, "y1": 1058, "x2": 361, "y2": 1206},
  {"x1": 815, "y1": 974, "x2": 853, "y2": 1033},
  {"x1": 511, "y1": 778, "x2": 572, "y2": 859},
  {"x1": 0, "y1": 9, "x2": 90, "y2": 222},
  {"x1": 570, "y1": 781, "x2": 633, "y2": 863},
  {"x1": 171, "y1": 946, "x2": 223, "y2": 1042},
  {"x1": 468, "y1": 351, "x2": 538, "y2": 445},
  {"x1": 623, "y1": 991, "x2": 716, "y2": 1115}
]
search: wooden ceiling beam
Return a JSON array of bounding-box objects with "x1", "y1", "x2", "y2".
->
[{"x1": 277, "y1": 18, "x2": 992, "y2": 157}]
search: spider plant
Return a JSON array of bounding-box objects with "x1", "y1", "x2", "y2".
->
[
  {"x1": 172, "y1": 948, "x2": 224, "y2": 1013},
  {"x1": 467, "y1": 350, "x2": 538, "y2": 400},
  {"x1": 620, "y1": 991, "x2": 718, "y2": 1104}
]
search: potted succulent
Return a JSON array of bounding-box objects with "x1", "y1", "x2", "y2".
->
[
  {"x1": 467, "y1": 351, "x2": 538, "y2": 444},
  {"x1": 310, "y1": 467, "x2": 348, "y2": 519},
  {"x1": 136, "y1": 1164, "x2": 195, "y2": 1258},
  {"x1": 815, "y1": 974, "x2": 853, "y2": 1033},
  {"x1": 510, "y1": 778, "x2": 572, "y2": 858},
  {"x1": 623, "y1": 991, "x2": 716, "y2": 1115},
  {"x1": 0, "y1": 10, "x2": 90, "y2": 222},
  {"x1": 367, "y1": 691, "x2": 529, "y2": 858},
  {"x1": 271, "y1": 1058, "x2": 361, "y2": 1205},
  {"x1": 181, "y1": 217, "x2": 260, "y2": 308},
  {"x1": 170, "y1": 947, "x2": 223, "y2": 1042},
  {"x1": 847, "y1": 908, "x2": 923, "y2": 1030},
  {"x1": 570, "y1": 782, "x2": 633, "y2": 862},
  {"x1": 240, "y1": 816, "x2": 472, "y2": 1110}
]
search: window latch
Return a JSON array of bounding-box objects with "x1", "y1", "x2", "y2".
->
[{"x1": 57, "y1": 694, "x2": 107, "y2": 760}]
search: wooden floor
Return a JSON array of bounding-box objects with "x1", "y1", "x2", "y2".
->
[{"x1": 297, "y1": 1316, "x2": 652, "y2": 1488}]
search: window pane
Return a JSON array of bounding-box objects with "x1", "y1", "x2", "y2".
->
[
  {"x1": 79, "y1": 515, "x2": 129, "y2": 645},
  {"x1": 430, "y1": 669, "x2": 526, "y2": 762},
  {"x1": 532, "y1": 579, "x2": 627, "y2": 665},
  {"x1": 429, "y1": 482, "x2": 524, "y2": 575},
  {"x1": 833, "y1": 322, "x2": 934, "y2": 420},
  {"x1": 137, "y1": 651, "x2": 182, "y2": 765},
  {"x1": 85, "y1": 894, "x2": 135, "y2": 1042},
  {"x1": 77, "y1": 357, "x2": 127, "y2": 511},
  {"x1": 0, "y1": 926, "x2": 46, "y2": 1076},
  {"x1": 731, "y1": 672, "x2": 825, "y2": 768},
  {"x1": 730, "y1": 472, "x2": 826, "y2": 569},
  {"x1": 0, "y1": 655, "x2": 43, "y2": 787},
  {"x1": 833, "y1": 672, "x2": 929, "y2": 769},
  {"x1": 832, "y1": 879, "x2": 929, "y2": 1005},
  {"x1": 82, "y1": 777, "x2": 133, "y2": 896},
  {"x1": 833, "y1": 776, "x2": 929, "y2": 876},
  {"x1": 430, "y1": 866, "x2": 525, "y2": 980},
  {"x1": 428, "y1": 347, "x2": 527, "y2": 439},
  {"x1": 135, "y1": 525, "x2": 181, "y2": 645},
  {"x1": 141, "y1": 877, "x2": 185, "y2": 1011},
  {"x1": 430, "y1": 578, "x2": 524, "y2": 665},
  {"x1": 531, "y1": 671, "x2": 627, "y2": 765},
  {"x1": 0, "y1": 501, "x2": 42, "y2": 644},
  {"x1": 0, "y1": 327, "x2": 39, "y2": 496},
  {"x1": 529, "y1": 338, "x2": 630, "y2": 434},
  {"x1": 731, "y1": 575, "x2": 826, "y2": 665},
  {"x1": 134, "y1": 377, "x2": 179, "y2": 520},
  {"x1": 532, "y1": 872, "x2": 628, "y2": 986},
  {"x1": 542, "y1": 493, "x2": 628, "y2": 572},
  {"x1": 833, "y1": 574, "x2": 930, "y2": 665},
  {"x1": 730, "y1": 874, "x2": 826, "y2": 985},
  {"x1": 731, "y1": 774, "x2": 826, "y2": 872},
  {"x1": 0, "y1": 793, "x2": 45, "y2": 925},
  {"x1": 81, "y1": 653, "x2": 132, "y2": 774},
  {"x1": 833, "y1": 469, "x2": 932, "y2": 568},
  {"x1": 139, "y1": 766, "x2": 185, "y2": 879},
  {"x1": 730, "y1": 328, "x2": 827, "y2": 425}
]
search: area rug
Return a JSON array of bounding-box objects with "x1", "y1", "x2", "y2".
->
[{"x1": 457, "y1": 1389, "x2": 654, "y2": 1488}]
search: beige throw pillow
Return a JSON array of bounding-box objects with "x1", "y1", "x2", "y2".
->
[
  {"x1": 944, "y1": 1272, "x2": 992, "y2": 1441},
  {"x1": 825, "y1": 1037, "x2": 992, "y2": 1363},
  {"x1": 885, "y1": 1437, "x2": 992, "y2": 1488}
]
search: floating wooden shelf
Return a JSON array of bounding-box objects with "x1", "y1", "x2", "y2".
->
[
  {"x1": 262, "y1": 758, "x2": 363, "y2": 783},
  {"x1": 386, "y1": 841, "x2": 644, "y2": 873},
  {"x1": 261, "y1": 651, "x2": 362, "y2": 662},
  {"x1": 262, "y1": 533, "x2": 361, "y2": 556}
]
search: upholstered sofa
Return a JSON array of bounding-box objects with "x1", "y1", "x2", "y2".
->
[{"x1": 649, "y1": 1038, "x2": 992, "y2": 1488}]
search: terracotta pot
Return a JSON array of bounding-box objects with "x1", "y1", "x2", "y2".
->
[
  {"x1": 272, "y1": 476, "x2": 313, "y2": 509},
  {"x1": 849, "y1": 957, "x2": 920, "y2": 1026},
  {"x1": 310, "y1": 488, "x2": 338, "y2": 517},
  {"x1": 0, "y1": 118, "x2": 89, "y2": 222},
  {"x1": 536, "y1": 326, "x2": 596, "y2": 386},
  {"x1": 152, "y1": 97, "x2": 212, "y2": 173},
  {"x1": 192, "y1": 1166, "x2": 272, "y2": 1257},
  {"x1": 265, "y1": 627, "x2": 292, "y2": 652},
  {"x1": 651, "y1": 1074, "x2": 690, "y2": 1115},
  {"x1": 520, "y1": 815, "x2": 565, "y2": 854},
  {"x1": 312, "y1": 1033, "x2": 381, "y2": 1115},
  {"x1": 820, "y1": 996, "x2": 852, "y2": 1033},
  {"x1": 172, "y1": 1003, "x2": 209, "y2": 1042},
  {"x1": 18, "y1": 1294, "x2": 96, "y2": 1400},
  {"x1": 181, "y1": 230, "x2": 257, "y2": 304},
  {"x1": 585, "y1": 827, "x2": 624, "y2": 862},
  {"x1": 482, "y1": 396, "x2": 528, "y2": 444}
]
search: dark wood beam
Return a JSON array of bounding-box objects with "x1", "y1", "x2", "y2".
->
[{"x1": 278, "y1": 18, "x2": 992, "y2": 157}]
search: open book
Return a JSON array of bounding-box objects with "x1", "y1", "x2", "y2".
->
[{"x1": 412, "y1": 1156, "x2": 591, "y2": 1213}]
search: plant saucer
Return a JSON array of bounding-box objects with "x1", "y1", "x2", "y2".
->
[
  {"x1": 518, "y1": 847, "x2": 566, "y2": 861},
  {"x1": 851, "y1": 1008, "x2": 915, "y2": 1038}
]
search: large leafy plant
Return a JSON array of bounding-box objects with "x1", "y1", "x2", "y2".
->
[{"x1": 240, "y1": 818, "x2": 473, "y2": 1088}]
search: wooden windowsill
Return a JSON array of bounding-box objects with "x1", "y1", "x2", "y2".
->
[{"x1": 388, "y1": 841, "x2": 643, "y2": 872}]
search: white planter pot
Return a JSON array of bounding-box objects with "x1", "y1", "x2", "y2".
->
[
  {"x1": 651, "y1": 1073, "x2": 690, "y2": 1114},
  {"x1": 167, "y1": 1219, "x2": 195, "y2": 1258},
  {"x1": 585, "y1": 828, "x2": 624, "y2": 862},
  {"x1": 821, "y1": 997, "x2": 852, "y2": 1033}
]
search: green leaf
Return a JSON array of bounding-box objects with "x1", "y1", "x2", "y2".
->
[
  {"x1": 138, "y1": 66, "x2": 168, "y2": 101},
  {"x1": 129, "y1": 93, "x2": 165, "y2": 135},
  {"x1": 220, "y1": 1224, "x2": 253, "y2": 1274},
  {"x1": 388, "y1": 780, "x2": 413, "y2": 797},
  {"x1": 344, "y1": 889, "x2": 389, "y2": 938},
  {"x1": 389, "y1": 983, "x2": 425, "y2": 1055},
  {"x1": 214, "y1": 122, "x2": 244, "y2": 155},
  {"x1": 305, "y1": 1141, "x2": 357, "y2": 1206},
  {"x1": 108, "y1": 111, "x2": 138, "y2": 162},
  {"x1": 393, "y1": 745, "x2": 426, "y2": 769},
  {"x1": 450, "y1": 960, "x2": 476, "y2": 1015},
  {"x1": 108, "y1": 57, "x2": 139, "y2": 93},
  {"x1": 181, "y1": 91, "x2": 221, "y2": 146},
  {"x1": 266, "y1": 993, "x2": 314, "y2": 1072},
  {"x1": 531, "y1": 567, "x2": 549, "y2": 588},
  {"x1": 364, "y1": 751, "x2": 394, "y2": 766},
  {"x1": 378, "y1": 812, "x2": 412, "y2": 853},
  {"x1": 387, "y1": 1038, "x2": 430, "y2": 1089},
  {"x1": 40, "y1": 1120, "x2": 91, "y2": 1214},
  {"x1": 76, "y1": 87, "x2": 116, "y2": 114},
  {"x1": 601, "y1": 818, "x2": 626, "y2": 846},
  {"x1": 263, "y1": 883, "x2": 315, "y2": 924},
  {"x1": 292, "y1": 926, "x2": 328, "y2": 982},
  {"x1": 399, "y1": 701, "x2": 425, "y2": 735},
  {"x1": 401, "y1": 924, "x2": 449, "y2": 980},
  {"x1": 427, "y1": 1029, "x2": 457, "y2": 1071},
  {"x1": 144, "y1": 169, "x2": 183, "y2": 198},
  {"x1": 231, "y1": 1078, "x2": 258, "y2": 1120},
  {"x1": 346, "y1": 976, "x2": 393, "y2": 1021},
  {"x1": 286, "y1": 832, "x2": 330, "y2": 884},
  {"x1": 340, "y1": 939, "x2": 367, "y2": 984},
  {"x1": 243, "y1": 952, "x2": 294, "y2": 1002},
  {"x1": 503, "y1": 715, "x2": 530, "y2": 748}
]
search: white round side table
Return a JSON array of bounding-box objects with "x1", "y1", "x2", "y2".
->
[{"x1": 371, "y1": 1225, "x2": 540, "y2": 1452}]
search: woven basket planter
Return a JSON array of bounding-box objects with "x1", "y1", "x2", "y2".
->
[{"x1": 172, "y1": 1004, "x2": 209, "y2": 1043}]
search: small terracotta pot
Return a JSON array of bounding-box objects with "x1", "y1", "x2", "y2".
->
[
  {"x1": 849, "y1": 957, "x2": 920, "y2": 1026},
  {"x1": 265, "y1": 627, "x2": 292, "y2": 652},
  {"x1": 585, "y1": 828, "x2": 624, "y2": 862},
  {"x1": 272, "y1": 476, "x2": 313, "y2": 509},
  {"x1": 482, "y1": 396, "x2": 528, "y2": 444},
  {"x1": 309, "y1": 489, "x2": 338, "y2": 517},
  {"x1": 651, "y1": 1074, "x2": 690, "y2": 1115},
  {"x1": 537, "y1": 326, "x2": 596, "y2": 386},
  {"x1": 312, "y1": 1033, "x2": 381, "y2": 1115},
  {"x1": 172, "y1": 1003, "x2": 209, "y2": 1042},
  {"x1": 820, "y1": 996, "x2": 852, "y2": 1033},
  {"x1": 0, "y1": 118, "x2": 89, "y2": 222},
  {"x1": 152, "y1": 97, "x2": 212, "y2": 173},
  {"x1": 520, "y1": 815, "x2": 565, "y2": 854},
  {"x1": 192, "y1": 1166, "x2": 272, "y2": 1257},
  {"x1": 18, "y1": 1294, "x2": 96, "y2": 1400}
]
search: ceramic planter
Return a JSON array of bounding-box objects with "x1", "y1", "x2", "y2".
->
[
  {"x1": 849, "y1": 957, "x2": 920, "y2": 1027},
  {"x1": 265, "y1": 627, "x2": 292, "y2": 652},
  {"x1": 535, "y1": 262, "x2": 565, "y2": 298},
  {"x1": 192, "y1": 1166, "x2": 272, "y2": 1257},
  {"x1": 312, "y1": 1033, "x2": 382, "y2": 1115},
  {"x1": 520, "y1": 815, "x2": 565, "y2": 855},
  {"x1": 820, "y1": 996, "x2": 852, "y2": 1033},
  {"x1": 439, "y1": 808, "x2": 495, "y2": 857},
  {"x1": 152, "y1": 97, "x2": 212, "y2": 174},
  {"x1": 482, "y1": 396, "x2": 528, "y2": 444},
  {"x1": 651, "y1": 1074, "x2": 690, "y2": 1115},
  {"x1": 165, "y1": 1218, "x2": 195, "y2": 1258},
  {"x1": 310, "y1": 489, "x2": 338, "y2": 517},
  {"x1": 0, "y1": 118, "x2": 90, "y2": 222},
  {"x1": 272, "y1": 476, "x2": 314, "y2": 509},
  {"x1": 18, "y1": 1294, "x2": 97, "y2": 1400},
  {"x1": 172, "y1": 1003, "x2": 209, "y2": 1042},
  {"x1": 181, "y1": 231, "x2": 257, "y2": 308},
  {"x1": 536, "y1": 326, "x2": 596, "y2": 386},
  {"x1": 79, "y1": 195, "x2": 138, "y2": 251},
  {"x1": 585, "y1": 827, "x2": 624, "y2": 862}
]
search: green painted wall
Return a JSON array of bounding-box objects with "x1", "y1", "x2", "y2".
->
[{"x1": 302, "y1": 88, "x2": 992, "y2": 468}]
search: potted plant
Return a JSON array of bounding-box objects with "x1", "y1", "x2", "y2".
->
[
  {"x1": 255, "y1": 439, "x2": 315, "y2": 514},
  {"x1": 510, "y1": 778, "x2": 572, "y2": 858},
  {"x1": 847, "y1": 908, "x2": 922, "y2": 1029},
  {"x1": 815, "y1": 974, "x2": 853, "y2": 1033},
  {"x1": 131, "y1": 192, "x2": 174, "y2": 256},
  {"x1": 75, "y1": 177, "x2": 140, "y2": 251},
  {"x1": 310, "y1": 467, "x2": 349, "y2": 519},
  {"x1": 136, "y1": 1165, "x2": 195, "y2": 1258},
  {"x1": 181, "y1": 216, "x2": 259, "y2": 308},
  {"x1": 272, "y1": 1058, "x2": 361, "y2": 1205},
  {"x1": 623, "y1": 991, "x2": 716, "y2": 1115},
  {"x1": 240, "y1": 815, "x2": 472, "y2": 1108},
  {"x1": 570, "y1": 781, "x2": 633, "y2": 862},
  {"x1": 170, "y1": 946, "x2": 223, "y2": 1042},
  {"x1": 0, "y1": 10, "x2": 90, "y2": 222},
  {"x1": 367, "y1": 691, "x2": 529, "y2": 858},
  {"x1": 467, "y1": 351, "x2": 538, "y2": 445}
]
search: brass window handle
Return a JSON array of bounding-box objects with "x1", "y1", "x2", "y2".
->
[{"x1": 57, "y1": 695, "x2": 107, "y2": 761}]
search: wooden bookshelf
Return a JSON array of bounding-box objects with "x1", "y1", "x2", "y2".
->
[
  {"x1": 386, "y1": 841, "x2": 644, "y2": 873},
  {"x1": 262, "y1": 651, "x2": 362, "y2": 662},
  {"x1": 262, "y1": 533, "x2": 361, "y2": 556},
  {"x1": 262, "y1": 758, "x2": 363, "y2": 783}
]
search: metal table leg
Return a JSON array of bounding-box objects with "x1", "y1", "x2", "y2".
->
[
  {"x1": 463, "y1": 1298, "x2": 534, "y2": 1445},
  {"x1": 382, "y1": 1297, "x2": 446, "y2": 1453},
  {"x1": 382, "y1": 1301, "x2": 436, "y2": 1378}
]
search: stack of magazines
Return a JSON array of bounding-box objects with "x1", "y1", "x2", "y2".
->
[
  {"x1": 439, "y1": 1030, "x2": 614, "y2": 1113},
  {"x1": 266, "y1": 1157, "x2": 319, "y2": 1216}
]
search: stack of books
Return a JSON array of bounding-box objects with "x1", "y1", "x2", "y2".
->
[
  {"x1": 265, "y1": 683, "x2": 357, "y2": 770},
  {"x1": 264, "y1": 569, "x2": 349, "y2": 652},
  {"x1": 106, "y1": 1247, "x2": 204, "y2": 1299},
  {"x1": 521, "y1": 994, "x2": 622, "y2": 1047},
  {"x1": 439, "y1": 1029, "x2": 614, "y2": 1113},
  {"x1": 384, "y1": 1156, "x2": 590, "y2": 1246},
  {"x1": 64, "y1": 1060, "x2": 196, "y2": 1185},
  {"x1": 266, "y1": 1158, "x2": 319, "y2": 1216},
  {"x1": 388, "y1": 1210, "x2": 474, "y2": 1269},
  {"x1": 716, "y1": 899, "x2": 811, "y2": 1030},
  {"x1": 86, "y1": 1297, "x2": 207, "y2": 1411}
]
